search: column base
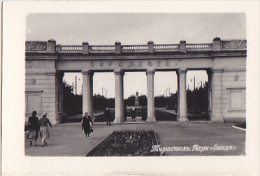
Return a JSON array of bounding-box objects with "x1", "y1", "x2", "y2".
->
[
  {"x1": 114, "y1": 118, "x2": 124, "y2": 123},
  {"x1": 211, "y1": 117, "x2": 224, "y2": 123},
  {"x1": 178, "y1": 116, "x2": 189, "y2": 122},
  {"x1": 146, "y1": 117, "x2": 156, "y2": 122}
]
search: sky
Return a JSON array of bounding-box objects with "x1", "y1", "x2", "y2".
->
[{"x1": 26, "y1": 13, "x2": 246, "y2": 98}]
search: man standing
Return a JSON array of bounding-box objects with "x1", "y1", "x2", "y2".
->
[{"x1": 105, "y1": 107, "x2": 111, "y2": 126}]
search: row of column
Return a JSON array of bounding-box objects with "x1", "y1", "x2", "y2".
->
[{"x1": 81, "y1": 69, "x2": 223, "y2": 123}]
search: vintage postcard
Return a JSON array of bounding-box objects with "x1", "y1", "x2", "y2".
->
[{"x1": 1, "y1": 1, "x2": 259, "y2": 176}]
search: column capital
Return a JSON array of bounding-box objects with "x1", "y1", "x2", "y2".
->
[
  {"x1": 114, "y1": 69, "x2": 124, "y2": 76},
  {"x1": 146, "y1": 69, "x2": 155, "y2": 75},
  {"x1": 178, "y1": 69, "x2": 187, "y2": 74},
  {"x1": 82, "y1": 70, "x2": 94, "y2": 76}
]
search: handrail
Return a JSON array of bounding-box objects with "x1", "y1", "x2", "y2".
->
[
  {"x1": 122, "y1": 45, "x2": 148, "y2": 52},
  {"x1": 25, "y1": 39, "x2": 247, "y2": 53},
  {"x1": 154, "y1": 44, "x2": 179, "y2": 52},
  {"x1": 56, "y1": 45, "x2": 82, "y2": 53},
  {"x1": 186, "y1": 43, "x2": 213, "y2": 49},
  {"x1": 89, "y1": 45, "x2": 115, "y2": 53}
]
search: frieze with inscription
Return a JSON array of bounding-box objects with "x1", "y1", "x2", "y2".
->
[{"x1": 89, "y1": 60, "x2": 173, "y2": 68}]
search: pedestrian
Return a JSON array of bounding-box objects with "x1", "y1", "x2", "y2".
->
[
  {"x1": 132, "y1": 107, "x2": 136, "y2": 122},
  {"x1": 105, "y1": 107, "x2": 111, "y2": 126},
  {"x1": 81, "y1": 112, "x2": 93, "y2": 138},
  {"x1": 38, "y1": 112, "x2": 52, "y2": 147},
  {"x1": 27, "y1": 111, "x2": 39, "y2": 146}
]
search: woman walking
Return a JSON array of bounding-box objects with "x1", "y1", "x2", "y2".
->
[
  {"x1": 81, "y1": 112, "x2": 93, "y2": 138},
  {"x1": 39, "y1": 112, "x2": 52, "y2": 147},
  {"x1": 27, "y1": 111, "x2": 39, "y2": 146}
]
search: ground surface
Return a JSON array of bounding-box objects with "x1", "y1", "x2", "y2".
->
[{"x1": 25, "y1": 118, "x2": 245, "y2": 157}]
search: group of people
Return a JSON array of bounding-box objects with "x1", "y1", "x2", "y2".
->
[{"x1": 27, "y1": 111, "x2": 52, "y2": 147}]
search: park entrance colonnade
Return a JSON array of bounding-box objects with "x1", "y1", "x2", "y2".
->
[{"x1": 25, "y1": 38, "x2": 247, "y2": 124}]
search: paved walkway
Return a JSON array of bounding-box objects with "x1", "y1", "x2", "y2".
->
[{"x1": 25, "y1": 122, "x2": 245, "y2": 156}]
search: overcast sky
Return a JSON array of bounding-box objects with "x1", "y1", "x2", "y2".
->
[{"x1": 26, "y1": 13, "x2": 246, "y2": 98}]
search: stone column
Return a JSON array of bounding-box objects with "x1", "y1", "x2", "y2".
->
[
  {"x1": 211, "y1": 69, "x2": 224, "y2": 122},
  {"x1": 207, "y1": 70, "x2": 213, "y2": 119},
  {"x1": 146, "y1": 69, "x2": 156, "y2": 122},
  {"x1": 82, "y1": 70, "x2": 94, "y2": 121},
  {"x1": 56, "y1": 71, "x2": 64, "y2": 123},
  {"x1": 177, "y1": 69, "x2": 188, "y2": 122},
  {"x1": 114, "y1": 69, "x2": 124, "y2": 123}
]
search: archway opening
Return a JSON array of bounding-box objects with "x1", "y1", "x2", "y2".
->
[
  {"x1": 124, "y1": 71, "x2": 147, "y2": 122},
  {"x1": 154, "y1": 71, "x2": 178, "y2": 121},
  {"x1": 93, "y1": 72, "x2": 115, "y2": 122},
  {"x1": 186, "y1": 70, "x2": 209, "y2": 121},
  {"x1": 62, "y1": 72, "x2": 83, "y2": 123}
]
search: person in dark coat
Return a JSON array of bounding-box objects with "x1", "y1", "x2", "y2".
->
[
  {"x1": 81, "y1": 112, "x2": 93, "y2": 138},
  {"x1": 131, "y1": 107, "x2": 136, "y2": 122},
  {"x1": 27, "y1": 111, "x2": 39, "y2": 146},
  {"x1": 105, "y1": 107, "x2": 111, "y2": 126}
]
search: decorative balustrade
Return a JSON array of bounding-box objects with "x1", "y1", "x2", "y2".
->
[
  {"x1": 154, "y1": 44, "x2": 179, "y2": 52},
  {"x1": 186, "y1": 43, "x2": 213, "y2": 51},
  {"x1": 26, "y1": 41, "x2": 47, "y2": 51},
  {"x1": 89, "y1": 45, "x2": 115, "y2": 53},
  {"x1": 221, "y1": 40, "x2": 247, "y2": 49},
  {"x1": 122, "y1": 45, "x2": 148, "y2": 53},
  {"x1": 25, "y1": 39, "x2": 247, "y2": 54},
  {"x1": 57, "y1": 45, "x2": 83, "y2": 53}
]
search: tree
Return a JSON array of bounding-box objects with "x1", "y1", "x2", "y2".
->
[{"x1": 62, "y1": 81, "x2": 82, "y2": 117}]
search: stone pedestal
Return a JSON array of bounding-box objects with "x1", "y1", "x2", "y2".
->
[
  {"x1": 114, "y1": 70, "x2": 124, "y2": 123},
  {"x1": 146, "y1": 69, "x2": 156, "y2": 122},
  {"x1": 177, "y1": 69, "x2": 188, "y2": 122},
  {"x1": 82, "y1": 70, "x2": 94, "y2": 120}
]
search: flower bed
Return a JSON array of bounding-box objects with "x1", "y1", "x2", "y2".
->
[{"x1": 87, "y1": 130, "x2": 161, "y2": 156}]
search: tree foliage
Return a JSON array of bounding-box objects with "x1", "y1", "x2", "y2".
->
[{"x1": 62, "y1": 81, "x2": 82, "y2": 116}]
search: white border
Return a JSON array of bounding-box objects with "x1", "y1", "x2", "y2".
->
[{"x1": 2, "y1": 1, "x2": 260, "y2": 176}]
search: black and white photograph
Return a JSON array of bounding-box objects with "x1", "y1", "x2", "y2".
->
[{"x1": 2, "y1": 1, "x2": 260, "y2": 176}]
